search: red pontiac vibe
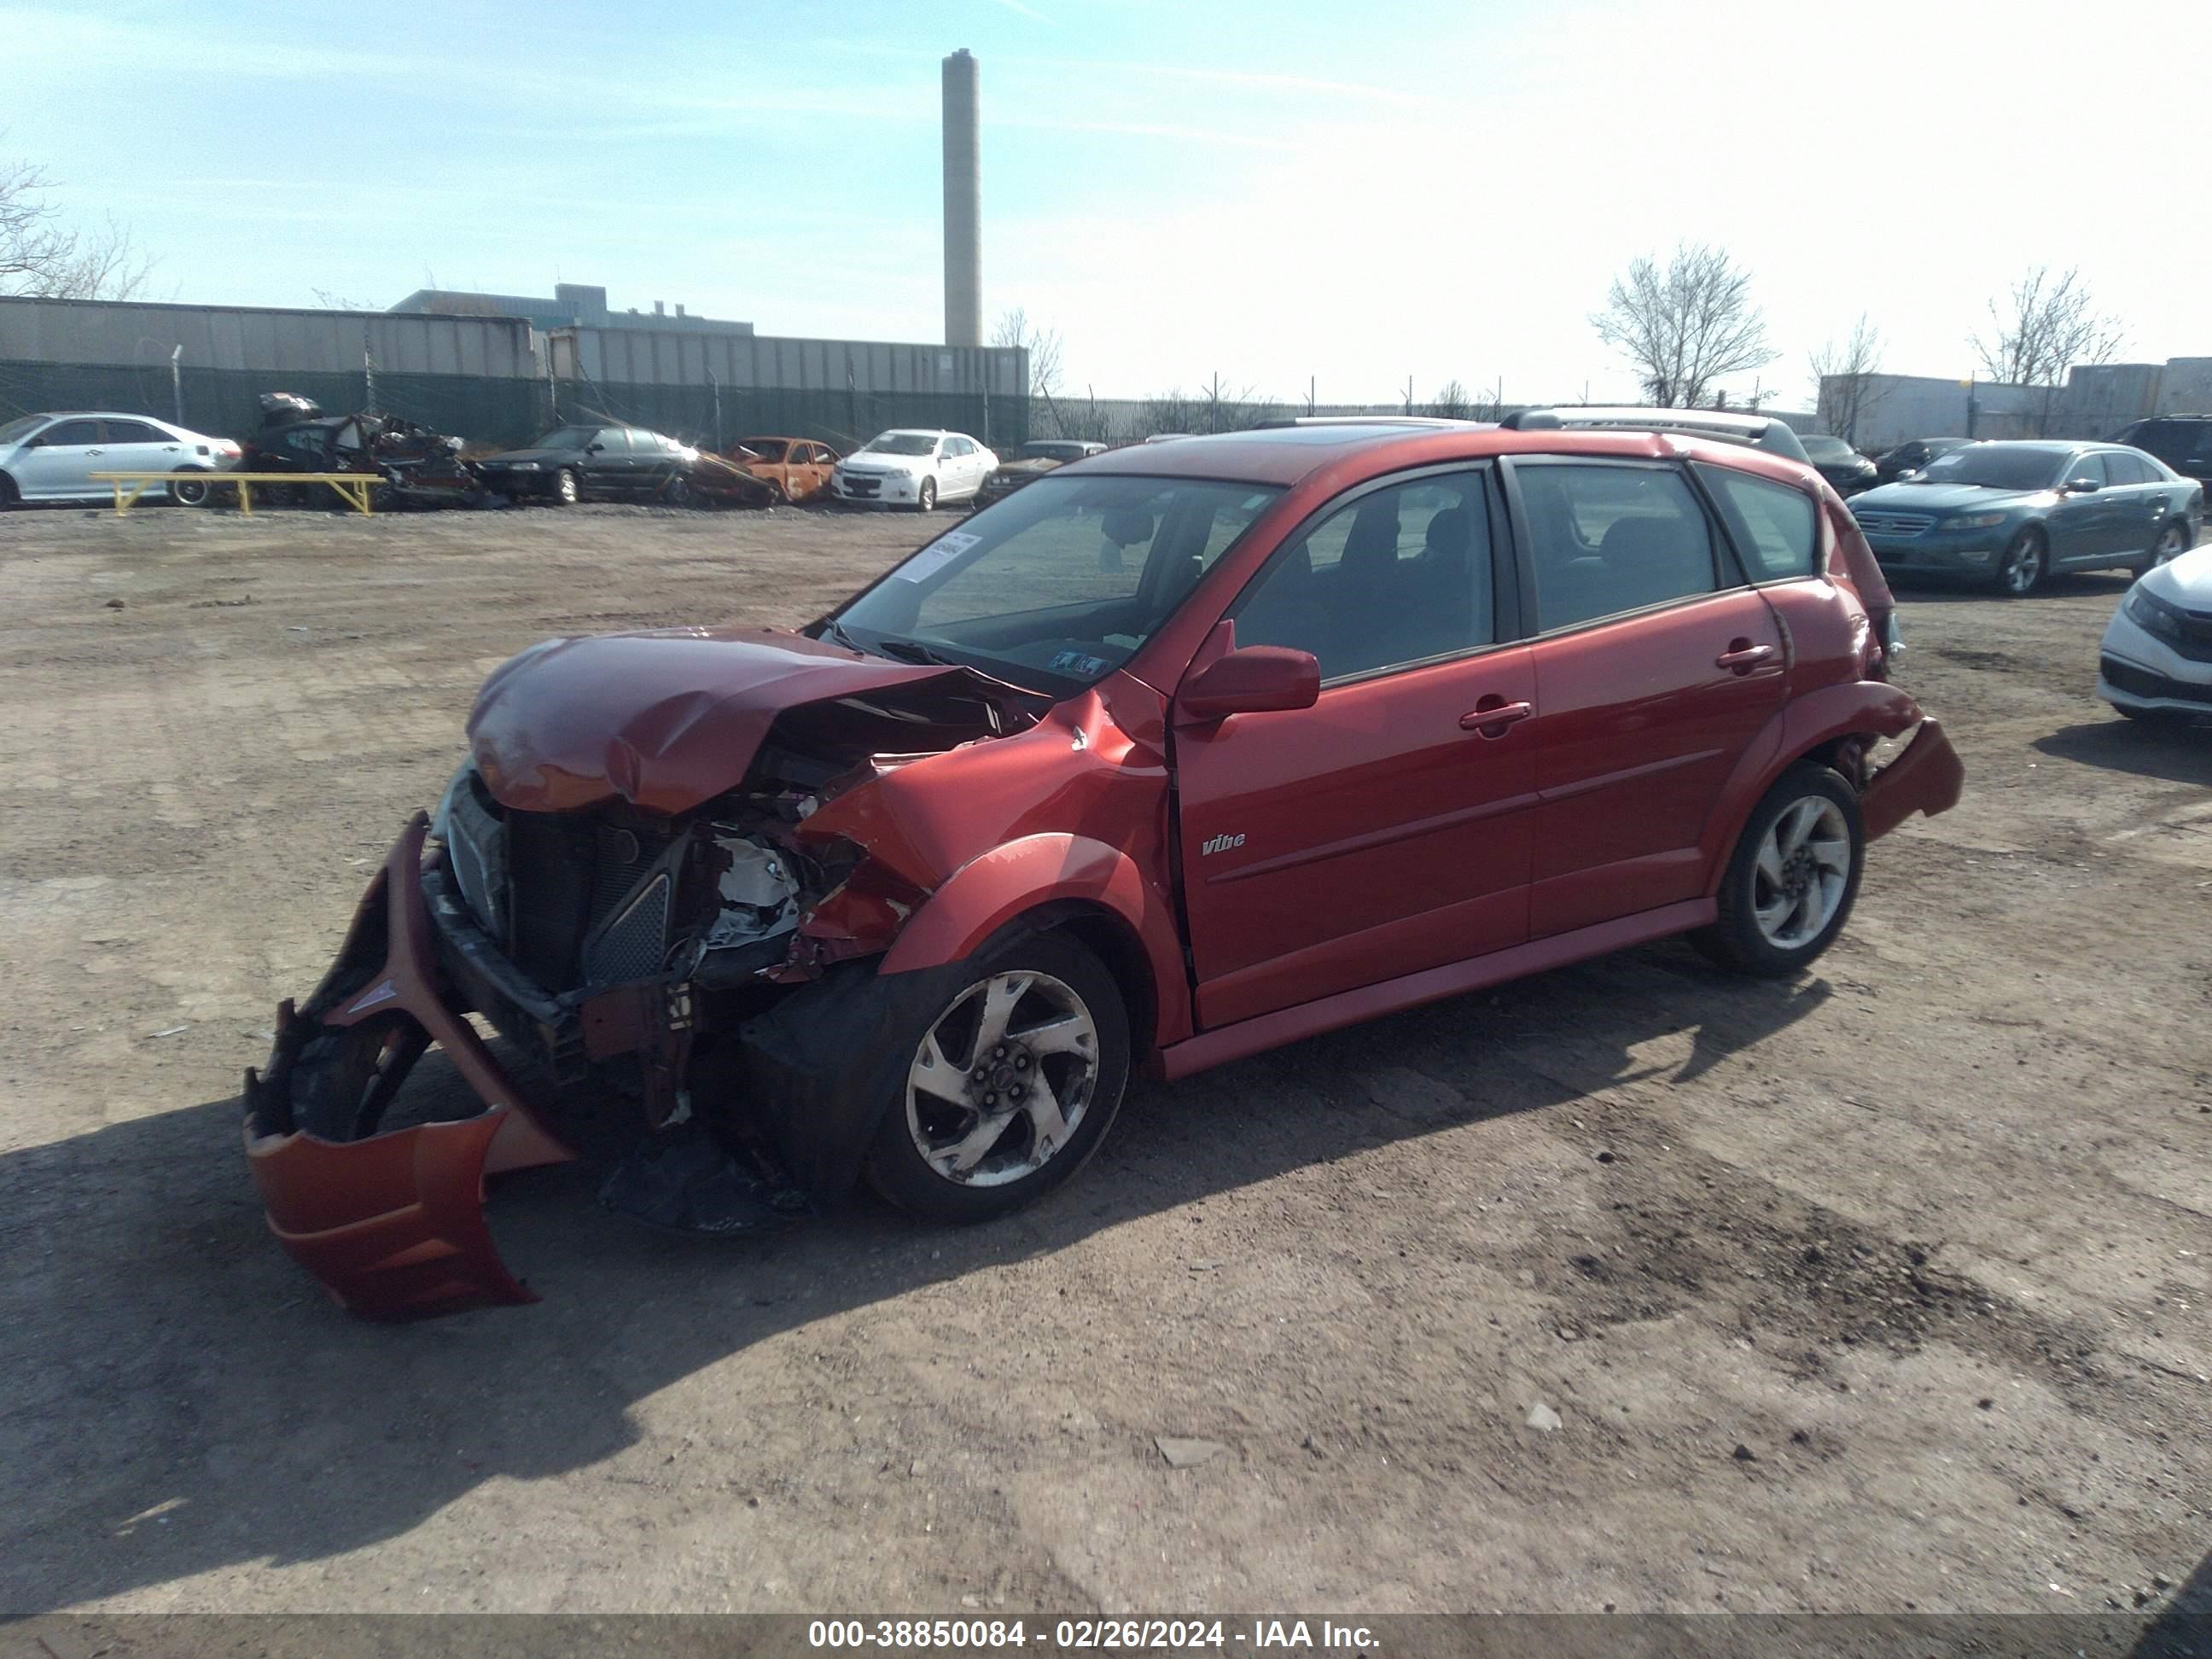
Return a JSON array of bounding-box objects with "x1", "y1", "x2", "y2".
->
[{"x1": 245, "y1": 416, "x2": 1965, "y2": 1318}]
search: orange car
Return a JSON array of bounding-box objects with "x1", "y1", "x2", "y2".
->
[{"x1": 727, "y1": 436, "x2": 839, "y2": 503}]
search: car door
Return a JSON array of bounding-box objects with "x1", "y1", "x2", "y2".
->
[
  {"x1": 101, "y1": 418, "x2": 183, "y2": 484},
  {"x1": 15, "y1": 418, "x2": 107, "y2": 498},
  {"x1": 2098, "y1": 451, "x2": 2165, "y2": 560},
  {"x1": 1173, "y1": 466, "x2": 1537, "y2": 1029},
  {"x1": 2045, "y1": 450, "x2": 2113, "y2": 563},
  {"x1": 579, "y1": 428, "x2": 630, "y2": 492},
  {"x1": 795, "y1": 443, "x2": 831, "y2": 498},
  {"x1": 1504, "y1": 457, "x2": 1790, "y2": 939}
]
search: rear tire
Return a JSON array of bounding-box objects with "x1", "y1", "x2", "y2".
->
[
  {"x1": 2137, "y1": 519, "x2": 2192, "y2": 575},
  {"x1": 1994, "y1": 526, "x2": 2048, "y2": 596},
  {"x1": 864, "y1": 931, "x2": 1128, "y2": 1224},
  {"x1": 553, "y1": 467, "x2": 580, "y2": 506},
  {"x1": 168, "y1": 471, "x2": 212, "y2": 507},
  {"x1": 1694, "y1": 765, "x2": 1865, "y2": 977}
]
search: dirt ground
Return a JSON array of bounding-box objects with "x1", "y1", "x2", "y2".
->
[{"x1": 0, "y1": 497, "x2": 2204, "y2": 1623}]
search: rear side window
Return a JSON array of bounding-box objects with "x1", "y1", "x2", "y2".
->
[
  {"x1": 2101, "y1": 451, "x2": 2151, "y2": 486},
  {"x1": 1697, "y1": 464, "x2": 1819, "y2": 579},
  {"x1": 101, "y1": 420, "x2": 163, "y2": 444},
  {"x1": 1512, "y1": 463, "x2": 1720, "y2": 632}
]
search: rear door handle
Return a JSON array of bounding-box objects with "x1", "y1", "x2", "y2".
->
[
  {"x1": 1460, "y1": 699, "x2": 1533, "y2": 734},
  {"x1": 1715, "y1": 644, "x2": 1776, "y2": 672}
]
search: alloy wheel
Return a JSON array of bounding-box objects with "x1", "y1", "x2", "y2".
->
[
  {"x1": 1751, "y1": 797, "x2": 1852, "y2": 949},
  {"x1": 2001, "y1": 534, "x2": 2045, "y2": 595},
  {"x1": 905, "y1": 970, "x2": 1099, "y2": 1187}
]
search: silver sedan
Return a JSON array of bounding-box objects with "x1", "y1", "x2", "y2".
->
[{"x1": 0, "y1": 410, "x2": 243, "y2": 505}]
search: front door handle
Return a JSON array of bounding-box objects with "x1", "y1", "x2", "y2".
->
[
  {"x1": 1460, "y1": 698, "x2": 1534, "y2": 736},
  {"x1": 1715, "y1": 643, "x2": 1776, "y2": 672}
]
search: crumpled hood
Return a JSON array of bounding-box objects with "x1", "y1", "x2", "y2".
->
[
  {"x1": 467, "y1": 626, "x2": 969, "y2": 814},
  {"x1": 1853, "y1": 481, "x2": 2046, "y2": 515}
]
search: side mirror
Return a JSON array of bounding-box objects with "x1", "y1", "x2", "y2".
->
[
  {"x1": 2063, "y1": 476, "x2": 2100, "y2": 493},
  {"x1": 586, "y1": 442, "x2": 605, "y2": 453},
  {"x1": 1175, "y1": 646, "x2": 1321, "y2": 723}
]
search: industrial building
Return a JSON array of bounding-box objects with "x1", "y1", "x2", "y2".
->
[{"x1": 1822, "y1": 357, "x2": 2212, "y2": 451}]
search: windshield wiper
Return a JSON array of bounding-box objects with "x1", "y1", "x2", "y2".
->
[
  {"x1": 819, "y1": 616, "x2": 866, "y2": 655},
  {"x1": 874, "y1": 637, "x2": 958, "y2": 667}
]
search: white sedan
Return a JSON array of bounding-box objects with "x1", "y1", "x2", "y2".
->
[
  {"x1": 2098, "y1": 541, "x2": 2212, "y2": 724},
  {"x1": 830, "y1": 428, "x2": 996, "y2": 511},
  {"x1": 0, "y1": 410, "x2": 242, "y2": 505}
]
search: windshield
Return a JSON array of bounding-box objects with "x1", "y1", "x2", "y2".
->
[
  {"x1": 1915, "y1": 445, "x2": 2066, "y2": 492},
  {"x1": 829, "y1": 474, "x2": 1284, "y2": 694},
  {"x1": 735, "y1": 438, "x2": 787, "y2": 460},
  {"x1": 1802, "y1": 435, "x2": 1857, "y2": 463},
  {"x1": 860, "y1": 433, "x2": 939, "y2": 457},
  {"x1": 531, "y1": 427, "x2": 600, "y2": 451},
  {"x1": 0, "y1": 415, "x2": 45, "y2": 446}
]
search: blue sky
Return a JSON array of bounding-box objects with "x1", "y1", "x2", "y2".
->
[{"x1": 9, "y1": 0, "x2": 2209, "y2": 406}]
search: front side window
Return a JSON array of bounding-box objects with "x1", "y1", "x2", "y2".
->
[
  {"x1": 1697, "y1": 464, "x2": 1819, "y2": 579},
  {"x1": 1233, "y1": 471, "x2": 1497, "y2": 680},
  {"x1": 592, "y1": 428, "x2": 631, "y2": 453},
  {"x1": 1515, "y1": 463, "x2": 1721, "y2": 632},
  {"x1": 40, "y1": 419, "x2": 102, "y2": 446},
  {"x1": 2067, "y1": 452, "x2": 2109, "y2": 487},
  {"x1": 833, "y1": 474, "x2": 1282, "y2": 693}
]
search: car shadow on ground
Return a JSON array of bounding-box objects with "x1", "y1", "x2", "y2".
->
[
  {"x1": 2132, "y1": 1547, "x2": 2212, "y2": 1656},
  {"x1": 1883, "y1": 572, "x2": 2136, "y2": 605},
  {"x1": 2033, "y1": 720, "x2": 2212, "y2": 788},
  {"x1": 0, "y1": 945, "x2": 1834, "y2": 1611}
]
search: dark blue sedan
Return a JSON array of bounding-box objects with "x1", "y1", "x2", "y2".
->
[{"x1": 1848, "y1": 440, "x2": 2203, "y2": 596}]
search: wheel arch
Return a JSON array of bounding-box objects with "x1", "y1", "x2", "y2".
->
[
  {"x1": 1697, "y1": 681, "x2": 1928, "y2": 896},
  {"x1": 876, "y1": 832, "x2": 1190, "y2": 1053}
]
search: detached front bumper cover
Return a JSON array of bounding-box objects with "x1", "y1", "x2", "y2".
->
[
  {"x1": 1859, "y1": 718, "x2": 1965, "y2": 841},
  {"x1": 243, "y1": 814, "x2": 573, "y2": 1319}
]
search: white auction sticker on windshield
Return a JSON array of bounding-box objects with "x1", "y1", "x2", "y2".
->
[{"x1": 893, "y1": 531, "x2": 981, "y2": 582}]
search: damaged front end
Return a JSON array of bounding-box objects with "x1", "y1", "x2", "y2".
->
[{"x1": 246, "y1": 627, "x2": 1048, "y2": 1318}]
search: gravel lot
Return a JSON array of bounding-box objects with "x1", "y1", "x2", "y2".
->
[{"x1": 0, "y1": 499, "x2": 2204, "y2": 1622}]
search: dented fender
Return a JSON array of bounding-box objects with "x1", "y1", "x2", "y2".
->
[
  {"x1": 876, "y1": 831, "x2": 1192, "y2": 1049},
  {"x1": 1698, "y1": 682, "x2": 1963, "y2": 888}
]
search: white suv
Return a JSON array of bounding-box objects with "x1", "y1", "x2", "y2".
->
[{"x1": 830, "y1": 429, "x2": 996, "y2": 511}]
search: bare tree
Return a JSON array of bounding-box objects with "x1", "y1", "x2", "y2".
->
[
  {"x1": 1970, "y1": 265, "x2": 2124, "y2": 436},
  {"x1": 1809, "y1": 314, "x2": 1885, "y2": 445},
  {"x1": 1, "y1": 149, "x2": 154, "y2": 300},
  {"x1": 1430, "y1": 380, "x2": 1471, "y2": 420},
  {"x1": 1138, "y1": 387, "x2": 1198, "y2": 438},
  {"x1": 990, "y1": 306, "x2": 1064, "y2": 399},
  {"x1": 1591, "y1": 242, "x2": 1776, "y2": 409}
]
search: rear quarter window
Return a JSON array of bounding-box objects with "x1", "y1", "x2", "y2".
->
[{"x1": 1695, "y1": 464, "x2": 1819, "y2": 579}]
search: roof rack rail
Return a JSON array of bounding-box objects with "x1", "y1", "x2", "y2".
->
[{"x1": 1499, "y1": 405, "x2": 1810, "y2": 462}]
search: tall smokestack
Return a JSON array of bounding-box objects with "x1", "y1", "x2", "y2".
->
[{"x1": 941, "y1": 48, "x2": 981, "y2": 349}]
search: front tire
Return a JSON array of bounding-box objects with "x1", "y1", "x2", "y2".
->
[
  {"x1": 916, "y1": 476, "x2": 937, "y2": 513},
  {"x1": 662, "y1": 474, "x2": 693, "y2": 509},
  {"x1": 864, "y1": 932, "x2": 1128, "y2": 1224},
  {"x1": 552, "y1": 467, "x2": 580, "y2": 506},
  {"x1": 1994, "y1": 526, "x2": 2048, "y2": 596},
  {"x1": 0, "y1": 471, "x2": 20, "y2": 509},
  {"x1": 1695, "y1": 765, "x2": 1865, "y2": 977}
]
